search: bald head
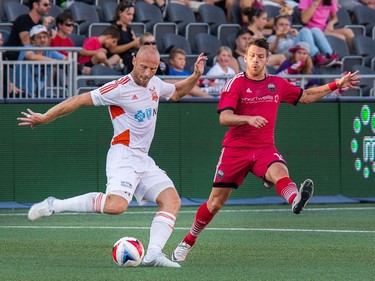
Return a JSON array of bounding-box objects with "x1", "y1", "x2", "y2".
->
[{"x1": 131, "y1": 45, "x2": 160, "y2": 87}]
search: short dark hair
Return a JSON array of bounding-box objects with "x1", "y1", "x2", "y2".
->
[
  {"x1": 29, "y1": 0, "x2": 40, "y2": 9},
  {"x1": 101, "y1": 26, "x2": 121, "y2": 40},
  {"x1": 246, "y1": 38, "x2": 270, "y2": 54},
  {"x1": 236, "y1": 28, "x2": 254, "y2": 38},
  {"x1": 56, "y1": 12, "x2": 74, "y2": 26}
]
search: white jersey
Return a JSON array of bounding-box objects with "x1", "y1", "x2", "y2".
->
[{"x1": 90, "y1": 74, "x2": 176, "y2": 154}]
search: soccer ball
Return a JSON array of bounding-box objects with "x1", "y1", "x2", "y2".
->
[{"x1": 112, "y1": 237, "x2": 145, "y2": 267}]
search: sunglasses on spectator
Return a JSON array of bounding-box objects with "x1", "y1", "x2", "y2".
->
[
  {"x1": 143, "y1": 41, "x2": 157, "y2": 45},
  {"x1": 64, "y1": 22, "x2": 74, "y2": 27},
  {"x1": 120, "y1": 1, "x2": 135, "y2": 11}
]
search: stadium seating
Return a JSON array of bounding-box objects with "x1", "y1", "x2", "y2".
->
[
  {"x1": 353, "y1": 5, "x2": 375, "y2": 36},
  {"x1": 101, "y1": 1, "x2": 117, "y2": 22},
  {"x1": 349, "y1": 64, "x2": 375, "y2": 96},
  {"x1": 325, "y1": 35, "x2": 364, "y2": 72},
  {"x1": 153, "y1": 22, "x2": 178, "y2": 52},
  {"x1": 353, "y1": 35, "x2": 375, "y2": 69},
  {"x1": 335, "y1": 6, "x2": 365, "y2": 36},
  {"x1": 3, "y1": 1, "x2": 28, "y2": 22},
  {"x1": 166, "y1": 3, "x2": 196, "y2": 35},
  {"x1": 195, "y1": 33, "x2": 222, "y2": 66},
  {"x1": 198, "y1": 4, "x2": 227, "y2": 35},
  {"x1": 69, "y1": 2, "x2": 100, "y2": 35},
  {"x1": 217, "y1": 24, "x2": 241, "y2": 46},
  {"x1": 162, "y1": 33, "x2": 192, "y2": 55},
  {"x1": 134, "y1": 1, "x2": 164, "y2": 33}
]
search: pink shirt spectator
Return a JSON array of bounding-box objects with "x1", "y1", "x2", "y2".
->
[
  {"x1": 298, "y1": 0, "x2": 337, "y2": 30},
  {"x1": 79, "y1": 37, "x2": 102, "y2": 65}
]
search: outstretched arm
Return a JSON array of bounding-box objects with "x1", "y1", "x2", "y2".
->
[
  {"x1": 17, "y1": 92, "x2": 94, "y2": 128},
  {"x1": 299, "y1": 71, "x2": 360, "y2": 104},
  {"x1": 169, "y1": 53, "x2": 207, "y2": 101}
]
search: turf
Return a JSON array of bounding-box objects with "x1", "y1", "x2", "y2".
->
[{"x1": 1, "y1": 204, "x2": 375, "y2": 281}]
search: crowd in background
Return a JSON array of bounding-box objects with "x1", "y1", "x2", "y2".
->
[{"x1": 0, "y1": 0, "x2": 373, "y2": 98}]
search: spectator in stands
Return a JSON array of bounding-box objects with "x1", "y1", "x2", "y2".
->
[
  {"x1": 139, "y1": 32, "x2": 169, "y2": 75},
  {"x1": 50, "y1": 12, "x2": 75, "y2": 57},
  {"x1": 299, "y1": 0, "x2": 354, "y2": 53},
  {"x1": 108, "y1": 0, "x2": 140, "y2": 74},
  {"x1": 144, "y1": 0, "x2": 167, "y2": 13},
  {"x1": 268, "y1": 15, "x2": 339, "y2": 67},
  {"x1": 79, "y1": 26, "x2": 122, "y2": 74},
  {"x1": 0, "y1": 32, "x2": 21, "y2": 97},
  {"x1": 5, "y1": 0, "x2": 54, "y2": 60},
  {"x1": 276, "y1": 42, "x2": 320, "y2": 89},
  {"x1": 167, "y1": 47, "x2": 212, "y2": 98},
  {"x1": 205, "y1": 46, "x2": 236, "y2": 95},
  {"x1": 243, "y1": 7, "x2": 286, "y2": 69},
  {"x1": 14, "y1": 25, "x2": 67, "y2": 97},
  {"x1": 230, "y1": 28, "x2": 254, "y2": 72},
  {"x1": 50, "y1": 12, "x2": 91, "y2": 75}
]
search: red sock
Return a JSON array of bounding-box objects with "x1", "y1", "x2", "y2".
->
[
  {"x1": 275, "y1": 177, "x2": 298, "y2": 204},
  {"x1": 184, "y1": 202, "x2": 215, "y2": 247}
]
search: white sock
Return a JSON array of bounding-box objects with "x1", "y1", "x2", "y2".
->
[
  {"x1": 144, "y1": 211, "x2": 176, "y2": 261},
  {"x1": 53, "y1": 192, "x2": 106, "y2": 213}
]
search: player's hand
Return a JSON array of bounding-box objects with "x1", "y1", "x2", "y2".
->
[
  {"x1": 193, "y1": 53, "x2": 208, "y2": 77},
  {"x1": 336, "y1": 71, "x2": 360, "y2": 89},
  {"x1": 248, "y1": 116, "x2": 268, "y2": 129},
  {"x1": 17, "y1": 109, "x2": 46, "y2": 128}
]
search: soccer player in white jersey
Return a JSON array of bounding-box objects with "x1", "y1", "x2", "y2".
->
[
  {"x1": 172, "y1": 38, "x2": 360, "y2": 262},
  {"x1": 18, "y1": 46, "x2": 207, "y2": 268}
]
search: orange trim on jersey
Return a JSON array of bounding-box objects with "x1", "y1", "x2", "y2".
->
[
  {"x1": 99, "y1": 76, "x2": 130, "y2": 95},
  {"x1": 112, "y1": 130, "x2": 130, "y2": 146},
  {"x1": 109, "y1": 105, "x2": 125, "y2": 120}
]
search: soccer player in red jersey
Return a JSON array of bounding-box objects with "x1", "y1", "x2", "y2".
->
[{"x1": 172, "y1": 38, "x2": 360, "y2": 262}]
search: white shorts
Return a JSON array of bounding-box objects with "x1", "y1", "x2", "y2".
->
[{"x1": 105, "y1": 145, "x2": 175, "y2": 205}]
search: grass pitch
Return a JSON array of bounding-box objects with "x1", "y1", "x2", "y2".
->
[{"x1": 1, "y1": 204, "x2": 375, "y2": 281}]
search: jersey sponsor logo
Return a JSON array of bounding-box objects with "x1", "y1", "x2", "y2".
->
[
  {"x1": 240, "y1": 95, "x2": 276, "y2": 104},
  {"x1": 149, "y1": 86, "x2": 158, "y2": 102},
  {"x1": 134, "y1": 108, "x2": 158, "y2": 122}
]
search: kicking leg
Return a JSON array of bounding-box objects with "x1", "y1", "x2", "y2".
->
[{"x1": 28, "y1": 193, "x2": 128, "y2": 221}]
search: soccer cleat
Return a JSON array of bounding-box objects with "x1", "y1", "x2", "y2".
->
[
  {"x1": 171, "y1": 241, "x2": 192, "y2": 262},
  {"x1": 28, "y1": 196, "x2": 55, "y2": 221},
  {"x1": 141, "y1": 253, "x2": 181, "y2": 268},
  {"x1": 292, "y1": 179, "x2": 314, "y2": 214}
]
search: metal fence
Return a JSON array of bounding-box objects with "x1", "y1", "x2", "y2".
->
[
  {"x1": 1, "y1": 46, "x2": 375, "y2": 100},
  {"x1": 0, "y1": 47, "x2": 80, "y2": 100}
]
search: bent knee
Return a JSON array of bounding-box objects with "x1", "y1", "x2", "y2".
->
[{"x1": 103, "y1": 194, "x2": 128, "y2": 214}]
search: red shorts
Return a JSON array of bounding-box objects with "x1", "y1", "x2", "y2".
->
[{"x1": 213, "y1": 146, "x2": 287, "y2": 188}]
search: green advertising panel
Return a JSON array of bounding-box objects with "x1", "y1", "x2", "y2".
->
[
  {"x1": 0, "y1": 101, "x2": 374, "y2": 203},
  {"x1": 340, "y1": 103, "x2": 375, "y2": 197}
]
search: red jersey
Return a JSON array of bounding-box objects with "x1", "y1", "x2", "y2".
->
[
  {"x1": 79, "y1": 37, "x2": 102, "y2": 65},
  {"x1": 218, "y1": 73, "x2": 303, "y2": 149},
  {"x1": 50, "y1": 34, "x2": 75, "y2": 56}
]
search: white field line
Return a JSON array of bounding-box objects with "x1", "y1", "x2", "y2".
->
[
  {"x1": 0, "y1": 225, "x2": 374, "y2": 234},
  {"x1": 1, "y1": 207, "x2": 375, "y2": 234},
  {"x1": 1, "y1": 206, "x2": 375, "y2": 217}
]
